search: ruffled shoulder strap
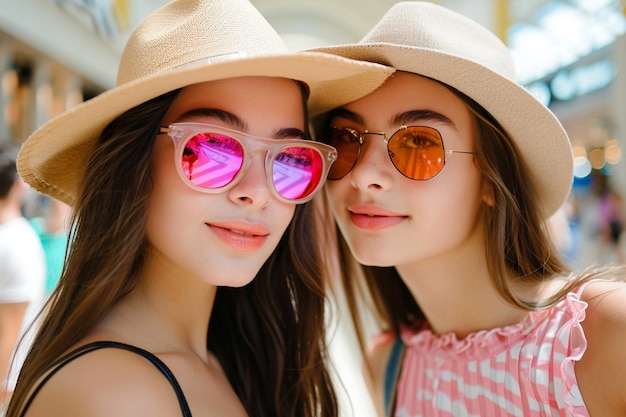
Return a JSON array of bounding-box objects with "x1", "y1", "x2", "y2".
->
[
  {"x1": 559, "y1": 281, "x2": 592, "y2": 415},
  {"x1": 19, "y1": 341, "x2": 192, "y2": 417}
]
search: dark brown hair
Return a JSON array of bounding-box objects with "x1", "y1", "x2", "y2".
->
[{"x1": 8, "y1": 84, "x2": 338, "y2": 417}]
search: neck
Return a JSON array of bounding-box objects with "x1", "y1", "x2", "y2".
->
[
  {"x1": 93, "y1": 256, "x2": 217, "y2": 360},
  {"x1": 396, "y1": 248, "x2": 527, "y2": 339}
]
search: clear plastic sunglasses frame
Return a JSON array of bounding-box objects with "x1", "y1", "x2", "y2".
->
[{"x1": 159, "y1": 122, "x2": 338, "y2": 204}]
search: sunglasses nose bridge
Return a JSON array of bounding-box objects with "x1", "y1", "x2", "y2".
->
[
  {"x1": 362, "y1": 131, "x2": 387, "y2": 143},
  {"x1": 347, "y1": 131, "x2": 392, "y2": 176},
  {"x1": 360, "y1": 131, "x2": 390, "y2": 156},
  {"x1": 245, "y1": 140, "x2": 292, "y2": 197},
  {"x1": 241, "y1": 144, "x2": 273, "y2": 189}
]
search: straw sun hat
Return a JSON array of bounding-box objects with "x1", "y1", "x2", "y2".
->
[
  {"x1": 312, "y1": 1, "x2": 574, "y2": 218},
  {"x1": 17, "y1": 0, "x2": 393, "y2": 206}
]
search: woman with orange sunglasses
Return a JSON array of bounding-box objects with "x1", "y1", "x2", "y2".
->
[{"x1": 315, "y1": 2, "x2": 626, "y2": 416}]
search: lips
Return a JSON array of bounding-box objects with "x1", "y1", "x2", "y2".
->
[
  {"x1": 208, "y1": 221, "x2": 270, "y2": 251},
  {"x1": 348, "y1": 204, "x2": 407, "y2": 231},
  {"x1": 224, "y1": 228, "x2": 257, "y2": 237}
]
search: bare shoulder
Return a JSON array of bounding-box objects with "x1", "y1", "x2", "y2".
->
[
  {"x1": 581, "y1": 279, "x2": 626, "y2": 327},
  {"x1": 576, "y1": 279, "x2": 626, "y2": 416},
  {"x1": 364, "y1": 332, "x2": 397, "y2": 417},
  {"x1": 24, "y1": 345, "x2": 184, "y2": 417}
]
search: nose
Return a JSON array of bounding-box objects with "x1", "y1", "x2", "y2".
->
[
  {"x1": 227, "y1": 152, "x2": 271, "y2": 208},
  {"x1": 348, "y1": 134, "x2": 394, "y2": 191}
]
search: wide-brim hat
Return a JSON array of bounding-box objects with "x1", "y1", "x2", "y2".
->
[
  {"x1": 17, "y1": 0, "x2": 393, "y2": 206},
  {"x1": 310, "y1": 1, "x2": 573, "y2": 218}
]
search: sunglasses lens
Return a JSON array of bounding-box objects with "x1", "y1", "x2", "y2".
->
[
  {"x1": 388, "y1": 127, "x2": 445, "y2": 180},
  {"x1": 181, "y1": 133, "x2": 244, "y2": 189},
  {"x1": 273, "y1": 147, "x2": 324, "y2": 201},
  {"x1": 327, "y1": 128, "x2": 360, "y2": 180}
]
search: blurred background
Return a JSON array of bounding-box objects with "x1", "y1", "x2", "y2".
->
[
  {"x1": 3, "y1": 0, "x2": 624, "y2": 270},
  {"x1": 1, "y1": 2, "x2": 625, "y2": 416}
]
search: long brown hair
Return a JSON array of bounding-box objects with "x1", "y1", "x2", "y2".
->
[
  {"x1": 8, "y1": 85, "x2": 338, "y2": 417},
  {"x1": 319, "y1": 80, "x2": 621, "y2": 359}
]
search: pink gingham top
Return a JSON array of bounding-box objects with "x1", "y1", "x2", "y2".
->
[{"x1": 393, "y1": 283, "x2": 590, "y2": 416}]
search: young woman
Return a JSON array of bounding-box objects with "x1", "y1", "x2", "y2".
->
[
  {"x1": 5, "y1": 1, "x2": 392, "y2": 416},
  {"x1": 314, "y1": 2, "x2": 626, "y2": 416}
]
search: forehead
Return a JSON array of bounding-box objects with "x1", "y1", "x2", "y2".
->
[
  {"x1": 339, "y1": 72, "x2": 472, "y2": 129},
  {"x1": 162, "y1": 76, "x2": 305, "y2": 130}
]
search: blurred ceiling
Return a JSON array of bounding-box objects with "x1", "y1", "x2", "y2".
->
[
  {"x1": 0, "y1": 0, "x2": 552, "y2": 89},
  {"x1": 0, "y1": 0, "x2": 623, "y2": 92}
]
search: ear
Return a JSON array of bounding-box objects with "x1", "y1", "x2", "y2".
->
[{"x1": 481, "y1": 180, "x2": 495, "y2": 207}]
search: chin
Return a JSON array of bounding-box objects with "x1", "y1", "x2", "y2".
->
[
  {"x1": 209, "y1": 274, "x2": 257, "y2": 288},
  {"x1": 352, "y1": 252, "x2": 397, "y2": 268},
  {"x1": 227, "y1": 277, "x2": 256, "y2": 288}
]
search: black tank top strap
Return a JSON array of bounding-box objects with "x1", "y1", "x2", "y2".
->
[{"x1": 19, "y1": 341, "x2": 192, "y2": 417}]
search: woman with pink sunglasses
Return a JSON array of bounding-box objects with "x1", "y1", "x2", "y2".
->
[
  {"x1": 5, "y1": 1, "x2": 391, "y2": 417},
  {"x1": 314, "y1": 2, "x2": 626, "y2": 416}
]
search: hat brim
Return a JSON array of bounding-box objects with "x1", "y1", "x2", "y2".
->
[
  {"x1": 313, "y1": 43, "x2": 573, "y2": 218},
  {"x1": 17, "y1": 52, "x2": 393, "y2": 205}
]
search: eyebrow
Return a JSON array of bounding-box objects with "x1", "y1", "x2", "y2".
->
[
  {"x1": 174, "y1": 108, "x2": 306, "y2": 139},
  {"x1": 326, "y1": 108, "x2": 364, "y2": 125},
  {"x1": 174, "y1": 108, "x2": 247, "y2": 130},
  {"x1": 328, "y1": 108, "x2": 456, "y2": 130},
  {"x1": 392, "y1": 110, "x2": 455, "y2": 129}
]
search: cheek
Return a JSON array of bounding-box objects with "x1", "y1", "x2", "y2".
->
[
  {"x1": 410, "y1": 161, "x2": 485, "y2": 223},
  {"x1": 151, "y1": 138, "x2": 178, "y2": 190},
  {"x1": 144, "y1": 178, "x2": 187, "y2": 251},
  {"x1": 275, "y1": 203, "x2": 297, "y2": 238},
  {"x1": 146, "y1": 139, "x2": 195, "y2": 242},
  {"x1": 436, "y1": 169, "x2": 485, "y2": 230}
]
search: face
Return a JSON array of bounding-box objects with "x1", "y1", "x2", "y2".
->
[
  {"x1": 146, "y1": 76, "x2": 304, "y2": 287},
  {"x1": 325, "y1": 72, "x2": 491, "y2": 270}
]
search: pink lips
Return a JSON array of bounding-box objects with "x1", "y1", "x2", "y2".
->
[
  {"x1": 348, "y1": 204, "x2": 407, "y2": 230},
  {"x1": 208, "y1": 221, "x2": 270, "y2": 252}
]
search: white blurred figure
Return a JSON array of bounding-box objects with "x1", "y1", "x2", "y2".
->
[{"x1": 0, "y1": 146, "x2": 46, "y2": 411}]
